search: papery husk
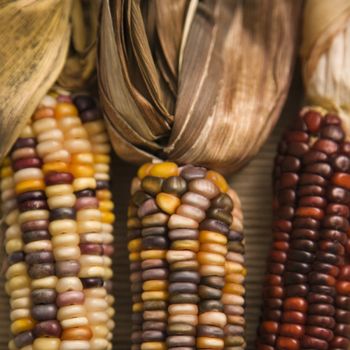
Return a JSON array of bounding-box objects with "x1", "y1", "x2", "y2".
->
[
  {"x1": 98, "y1": 0, "x2": 302, "y2": 173},
  {"x1": 57, "y1": 0, "x2": 101, "y2": 91},
  {"x1": 301, "y1": 0, "x2": 350, "y2": 136},
  {"x1": 0, "y1": 0, "x2": 72, "y2": 162}
]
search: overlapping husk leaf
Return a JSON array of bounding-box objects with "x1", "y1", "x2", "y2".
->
[
  {"x1": 0, "y1": 0, "x2": 100, "y2": 162},
  {"x1": 301, "y1": 0, "x2": 350, "y2": 135},
  {"x1": 98, "y1": 0, "x2": 302, "y2": 173}
]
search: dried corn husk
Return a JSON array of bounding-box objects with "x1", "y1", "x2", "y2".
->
[
  {"x1": 0, "y1": 0, "x2": 72, "y2": 161},
  {"x1": 301, "y1": 0, "x2": 350, "y2": 135},
  {"x1": 98, "y1": 0, "x2": 302, "y2": 173},
  {"x1": 57, "y1": 0, "x2": 101, "y2": 90}
]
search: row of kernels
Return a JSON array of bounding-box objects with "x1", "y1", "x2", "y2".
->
[
  {"x1": 33, "y1": 95, "x2": 90, "y2": 350},
  {"x1": 74, "y1": 94, "x2": 115, "y2": 349},
  {"x1": 2, "y1": 156, "x2": 35, "y2": 350}
]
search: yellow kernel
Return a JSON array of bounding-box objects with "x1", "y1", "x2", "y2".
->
[
  {"x1": 156, "y1": 193, "x2": 181, "y2": 215},
  {"x1": 101, "y1": 211, "x2": 115, "y2": 224},
  {"x1": 127, "y1": 239, "x2": 142, "y2": 252},
  {"x1": 1, "y1": 166, "x2": 12, "y2": 178},
  {"x1": 137, "y1": 163, "x2": 154, "y2": 180},
  {"x1": 96, "y1": 189, "x2": 112, "y2": 200},
  {"x1": 149, "y1": 162, "x2": 178, "y2": 178},
  {"x1": 143, "y1": 280, "x2": 168, "y2": 291},
  {"x1": 129, "y1": 252, "x2": 140, "y2": 261},
  {"x1": 55, "y1": 102, "x2": 78, "y2": 118},
  {"x1": 94, "y1": 154, "x2": 110, "y2": 164},
  {"x1": 206, "y1": 170, "x2": 229, "y2": 192},
  {"x1": 11, "y1": 318, "x2": 35, "y2": 335},
  {"x1": 15, "y1": 179, "x2": 45, "y2": 194},
  {"x1": 99, "y1": 200, "x2": 114, "y2": 212},
  {"x1": 142, "y1": 291, "x2": 168, "y2": 301},
  {"x1": 42, "y1": 161, "x2": 69, "y2": 174},
  {"x1": 140, "y1": 250, "x2": 166, "y2": 260},
  {"x1": 70, "y1": 164, "x2": 94, "y2": 178},
  {"x1": 199, "y1": 230, "x2": 227, "y2": 245},
  {"x1": 132, "y1": 303, "x2": 143, "y2": 313},
  {"x1": 223, "y1": 283, "x2": 245, "y2": 295},
  {"x1": 33, "y1": 337, "x2": 60, "y2": 350},
  {"x1": 141, "y1": 343, "x2": 166, "y2": 350},
  {"x1": 71, "y1": 153, "x2": 94, "y2": 164}
]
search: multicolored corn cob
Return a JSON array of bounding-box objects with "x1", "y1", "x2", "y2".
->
[
  {"x1": 127, "y1": 162, "x2": 246, "y2": 350},
  {"x1": 256, "y1": 109, "x2": 350, "y2": 350},
  {"x1": 0, "y1": 91, "x2": 115, "y2": 350}
]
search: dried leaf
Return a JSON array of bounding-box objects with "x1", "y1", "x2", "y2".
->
[
  {"x1": 301, "y1": 0, "x2": 350, "y2": 136},
  {"x1": 57, "y1": 0, "x2": 101, "y2": 90},
  {"x1": 99, "y1": 0, "x2": 301, "y2": 173},
  {"x1": 0, "y1": 0, "x2": 72, "y2": 161}
]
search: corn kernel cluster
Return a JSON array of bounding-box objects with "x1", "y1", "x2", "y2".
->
[
  {"x1": 257, "y1": 109, "x2": 350, "y2": 350},
  {"x1": 1, "y1": 92, "x2": 115, "y2": 350},
  {"x1": 128, "y1": 162, "x2": 246, "y2": 350}
]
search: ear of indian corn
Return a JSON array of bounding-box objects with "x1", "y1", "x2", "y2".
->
[
  {"x1": 1, "y1": 91, "x2": 115, "y2": 350},
  {"x1": 256, "y1": 109, "x2": 350, "y2": 350},
  {"x1": 128, "y1": 162, "x2": 246, "y2": 350}
]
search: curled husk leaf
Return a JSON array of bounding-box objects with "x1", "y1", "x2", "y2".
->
[
  {"x1": 57, "y1": 0, "x2": 101, "y2": 90},
  {"x1": 98, "y1": 0, "x2": 302, "y2": 173},
  {"x1": 301, "y1": 0, "x2": 350, "y2": 135},
  {"x1": 0, "y1": 0, "x2": 72, "y2": 162}
]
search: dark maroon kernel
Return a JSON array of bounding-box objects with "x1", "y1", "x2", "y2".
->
[
  {"x1": 323, "y1": 215, "x2": 349, "y2": 232},
  {"x1": 278, "y1": 141, "x2": 288, "y2": 155},
  {"x1": 297, "y1": 185, "x2": 325, "y2": 197},
  {"x1": 284, "y1": 131, "x2": 309, "y2": 143},
  {"x1": 273, "y1": 232, "x2": 289, "y2": 241},
  {"x1": 279, "y1": 173, "x2": 299, "y2": 189},
  {"x1": 267, "y1": 263, "x2": 285, "y2": 275},
  {"x1": 199, "y1": 219, "x2": 229, "y2": 235},
  {"x1": 292, "y1": 116, "x2": 308, "y2": 131},
  {"x1": 73, "y1": 95, "x2": 96, "y2": 112},
  {"x1": 334, "y1": 324, "x2": 350, "y2": 337},
  {"x1": 340, "y1": 141, "x2": 350, "y2": 155},
  {"x1": 307, "y1": 315, "x2": 335, "y2": 329},
  {"x1": 74, "y1": 189, "x2": 96, "y2": 198},
  {"x1": 45, "y1": 172, "x2": 74, "y2": 185},
  {"x1": 18, "y1": 200, "x2": 48, "y2": 212},
  {"x1": 277, "y1": 189, "x2": 296, "y2": 205},
  {"x1": 81, "y1": 278, "x2": 104, "y2": 288},
  {"x1": 287, "y1": 142, "x2": 309, "y2": 157},
  {"x1": 96, "y1": 180, "x2": 109, "y2": 190},
  {"x1": 315, "y1": 251, "x2": 341, "y2": 265},
  {"x1": 310, "y1": 284, "x2": 336, "y2": 297},
  {"x1": 49, "y1": 207, "x2": 76, "y2": 221},
  {"x1": 277, "y1": 206, "x2": 294, "y2": 220},
  {"x1": 281, "y1": 156, "x2": 301, "y2": 172},
  {"x1": 324, "y1": 113, "x2": 341, "y2": 125},
  {"x1": 142, "y1": 236, "x2": 168, "y2": 250},
  {"x1": 33, "y1": 320, "x2": 62, "y2": 338},
  {"x1": 285, "y1": 261, "x2": 311, "y2": 274},
  {"x1": 326, "y1": 187, "x2": 350, "y2": 204},
  {"x1": 307, "y1": 293, "x2": 334, "y2": 305},
  {"x1": 336, "y1": 296, "x2": 350, "y2": 310},
  {"x1": 17, "y1": 190, "x2": 46, "y2": 203},
  {"x1": 331, "y1": 335, "x2": 350, "y2": 348},
  {"x1": 284, "y1": 272, "x2": 307, "y2": 285},
  {"x1": 263, "y1": 309, "x2": 281, "y2": 321},
  {"x1": 309, "y1": 272, "x2": 336, "y2": 286},
  {"x1": 12, "y1": 137, "x2": 36, "y2": 150},
  {"x1": 312, "y1": 262, "x2": 340, "y2": 277},
  {"x1": 318, "y1": 240, "x2": 345, "y2": 255},
  {"x1": 301, "y1": 335, "x2": 328, "y2": 350},
  {"x1": 335, "y1": 309, "x2": 350, "y2": 323},
  {"x1": 8, "y1": 251, "x2": 24, "y2": 265},
  {"x1": 331, "y1": 154, "x2": 350, "y2": 172},
  {"x1": 21, "y1": 219, "x2": 49, "y2": 232},
  {"x1": 303, "y1": 150, "x2": 328, "y2": 165},
  {"x1": 285, "y1": 284, "x2": 309, "y2": 297},
  {"x1": 80, "y1": 108, "x2": 100, "y2": 123},
  {"x1": 306, "y1": 326, "x2": 334, "y2": 341},
  {"x1": 303, "y1": 110, "x2": 322, "y2": 133},
  {"x1": 12, "y1": 157, "x2": 42, "y2": 171},
  {"x1": 142, "y1": 227, "x2": 167, "y2": 237},
  {"x1": 313, "y1": 139, "x2": 339, "y2": 155},
  {"x1": 320, "y1": 229, "x2": 347, "y2": 245},
  {"x1": 287, "y1": 249, "x2": 313, "y2": 263},
  {"x1": 291, "y1": 230, "x2": 319, "y2": 242},
  {"x1": 293, "y1": 217, "x2": 320, "y2": 230},
  {"x1": 321, "y1": 125, "x2": 345, "y2": 142},
  {"x1": 304, "y1": 163, "x2": 332, "y2": 178},
  {"x1": 80, "y1": 243, "x2": 103, "y2": 255},
  {"x1": 299, "y1": 173, "x2": 327, "y2": 187},
  {"x1": 273, "y1": 220, "x2": 292, "y2": 233},
  {"x1": 308, "y1": 303, "x2": 335, "y2": 316},
  {"x1": 289, "y1": 239, "x2": 317, "y2": 253},
  {"x1": 299, "y1": 196, "x2": 326, "y2": 208},
  {"x1": 326, "y1": 203, "x2": 350, "y2": 217}
]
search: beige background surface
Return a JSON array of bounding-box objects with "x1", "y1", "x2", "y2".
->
[{"x1": 0, "y1": 75, "x2": 303, "y2": 349}]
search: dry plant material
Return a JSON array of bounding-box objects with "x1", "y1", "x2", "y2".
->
[
  {"x1": 127, "y1": 162, "x2": 245, "y2": 350},
  {"x1": 0, "y1": 0, "x2": 72, "y2": 162},
  {"x1": 98, "y1": 0, "x2": 302, "y2": 173}
]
